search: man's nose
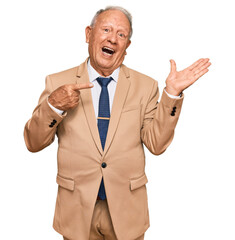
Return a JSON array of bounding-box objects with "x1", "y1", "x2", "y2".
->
[{"x1": 107, "y1": 33, "x2": 117, "y2": 44}]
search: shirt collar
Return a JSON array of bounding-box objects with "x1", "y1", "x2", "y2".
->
[{"x1": 87, "y1": 58, "x2": 120, "y2": 83}]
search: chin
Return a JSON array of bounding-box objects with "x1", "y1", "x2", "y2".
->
[{"x1": 98, "y1": 60, "x2": 115, "y2": 70}]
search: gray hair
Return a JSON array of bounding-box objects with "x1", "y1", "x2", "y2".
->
[{"x1": 90, "y1": 6, "x2": 133, "y2": 39}]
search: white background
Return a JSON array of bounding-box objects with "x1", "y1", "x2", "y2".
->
[{"x1": 0, "y1": 0, "x2": 234, "y2": 239}]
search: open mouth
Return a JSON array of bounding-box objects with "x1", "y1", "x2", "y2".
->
[{"x1": 102, "y1": 47, "x2": 115, "y2": 56}]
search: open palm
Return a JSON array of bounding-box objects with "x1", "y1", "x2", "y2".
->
[{"x1": 165, "y1": 58, "x2": 211, "y2": 96}]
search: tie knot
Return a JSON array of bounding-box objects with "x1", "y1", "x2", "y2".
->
[{"x1": 97, "y1": 77, "x2": 113, "y2": 87}]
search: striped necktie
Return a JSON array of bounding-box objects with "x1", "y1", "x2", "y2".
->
[{"x1": 97, "y1": 77, "x2": 113, "y2": 200}]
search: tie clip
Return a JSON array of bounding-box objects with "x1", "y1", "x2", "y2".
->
[{"x1": 97, "y1": 117, "x2": 110, "y2": 120}]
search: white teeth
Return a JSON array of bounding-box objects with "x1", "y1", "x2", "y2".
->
[
  {"x1": 104, "y1": 47, "x2": 114, "y2": 51},
  {"x1": 102, "y1": 47, "x2": 115, "y2": 54}
]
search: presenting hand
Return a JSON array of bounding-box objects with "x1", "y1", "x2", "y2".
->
[
  {"x1": 48, "y1": 83, "x2": 93, "y2": 111},
  {"x1": 165, "y1": 58, "x2": 211, "y2": 96}
]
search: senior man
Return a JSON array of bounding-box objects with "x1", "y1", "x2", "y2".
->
[{"x1": 24, "y1": 6, "x2": 211, "y2": 240}]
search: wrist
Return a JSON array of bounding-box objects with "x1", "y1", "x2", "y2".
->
[
  {"x1": 165, "y1": 86, "x2": 181, "y2": 96},
  {"x1": 47, "y1": 97, "x2": 64, "y2": 115}
]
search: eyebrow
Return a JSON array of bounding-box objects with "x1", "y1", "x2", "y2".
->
[{"x1": 101, "y1": 24, "x2": 129, "y2": 33}]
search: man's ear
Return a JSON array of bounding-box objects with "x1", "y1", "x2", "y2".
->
[
  {"x1": 127, "y1": 40, "x2": 131, "y2": 49},
  {"x1": 85, "y1": 26, "x2": 92, "y2": 43},
  {"x1": 125, "y1": 40, "x2": 131, "y2": 54}
]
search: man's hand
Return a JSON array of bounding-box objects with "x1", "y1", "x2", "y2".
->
[
  {"x1": 165, "y1": 58, "x2": 211, "y2": 96},
  {"x1": 48, "y1": 83, "x2": 94, "y2": 111}
]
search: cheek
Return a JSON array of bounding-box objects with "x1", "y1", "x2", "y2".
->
[
  {"x1": 117, "y1": 47, "x2": 128, "y2": 59},
  {"x1": 89, "y1": 41, "x2": 99, "y2": 55},
  {"x1": 92, "y1": 38, "x2": 104, "y2": 52}
]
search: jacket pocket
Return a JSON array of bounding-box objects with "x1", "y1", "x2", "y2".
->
[
  {"x1": 56, "y1": 174, "x2": 74, "y2": 191},
  {"x1": 130, "y1": 173, "x2": 148, "y2": 191}
]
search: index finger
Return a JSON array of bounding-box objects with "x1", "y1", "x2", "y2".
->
[{"x1": 72, "y1": 82, "x2": 94, "y2": 91}]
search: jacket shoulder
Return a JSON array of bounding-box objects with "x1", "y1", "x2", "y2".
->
[
  {"x1": 46, "y1": 64, "x2": 82, "y2": 89},
  {"x1": 124, "y1": 66, "x2": 158, "y2": 87},
  {"x1": 48, "y1": 66, "x2": 79, "y2": 79}
]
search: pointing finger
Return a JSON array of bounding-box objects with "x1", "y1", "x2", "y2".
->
[{"x1": 72, "y1": 83, "x2": 94, "y2": 91}]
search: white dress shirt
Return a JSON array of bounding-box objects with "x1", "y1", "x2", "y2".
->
[
  {"x1": 87, "y1": 59, "x2": 119, "y2": 118},
  {"x1": 48, "y1": 60, "x2": 180, "y2": 115}
]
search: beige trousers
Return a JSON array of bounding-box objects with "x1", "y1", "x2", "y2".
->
[{"x1": 63, "y1": 199, "x2": 145, "y2": 240}]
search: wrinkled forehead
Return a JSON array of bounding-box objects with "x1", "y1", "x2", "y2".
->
[{"x1": 95, "y1": 10, "x2": 131, "y2": 32}]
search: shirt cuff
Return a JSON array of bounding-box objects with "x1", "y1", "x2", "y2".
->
[
  {"x1": 164, "y1": 89, "x2": 181, "y2": 99},
  {"x1": 47, "y1": 97, "x2": 64, "y2": 115}
]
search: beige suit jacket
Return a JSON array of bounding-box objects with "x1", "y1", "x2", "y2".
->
[{"x1": 24, "y1": 59, "x2": 183, "y2": 240}]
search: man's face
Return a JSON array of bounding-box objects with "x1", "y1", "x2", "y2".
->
[{"x1": 85, "y1": 10, "x2": 131, "y2": 76}]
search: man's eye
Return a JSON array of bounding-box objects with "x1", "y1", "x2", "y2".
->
[
  {"x1": 118, "y1": 33, "x2": 126, "y2": 38},
  {"x1": 104, "y1": 29, "x2": 109, "y2": 32}
]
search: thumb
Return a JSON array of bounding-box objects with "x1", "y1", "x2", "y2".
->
[
  {"x1": 170, "y1": 59, "x2": 177, "y2": 73},
  {"x1": 73, "y1": 82, "x2": 94, "y2": 91}
]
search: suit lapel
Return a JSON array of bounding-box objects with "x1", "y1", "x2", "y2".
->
[
  {"x1": 103, "y1": 65, "x2": 130, "y2": 157},
  {"x1": 76, "y1": 60, "x2": 103, "y2": 157}
]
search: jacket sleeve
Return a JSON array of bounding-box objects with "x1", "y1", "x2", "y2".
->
[
  {"x1": 24, "y1": 75, "x2": 67, "y2": 152},
  {"x1": 140, "y1": 81, "x2": 184, "y2": 155}
]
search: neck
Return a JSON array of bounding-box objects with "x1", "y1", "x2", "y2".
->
[{"x1": 97, "y1": 69, "x2": 113, "y2": 77}]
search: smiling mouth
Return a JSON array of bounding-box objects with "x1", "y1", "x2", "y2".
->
[{"x1": 102, "y1": 47, "x2": 115, "y2": 56}]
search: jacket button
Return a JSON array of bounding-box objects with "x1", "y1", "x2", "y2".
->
[
  {"x1": 52, "y1": 119, "x2": 57, "y2": 124},
  {"x1": 173, "y1": 107, "x2": 177, "y2": 111},
  {"x1": 101, "y1": 162, "x2": 107, "y2": 168},
  {"x1": 171, "y1": 112, "x2": 175, "y2": 116},
  {"x1": 49, "y1": 124, "x2": 53, "y2": 128}
]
